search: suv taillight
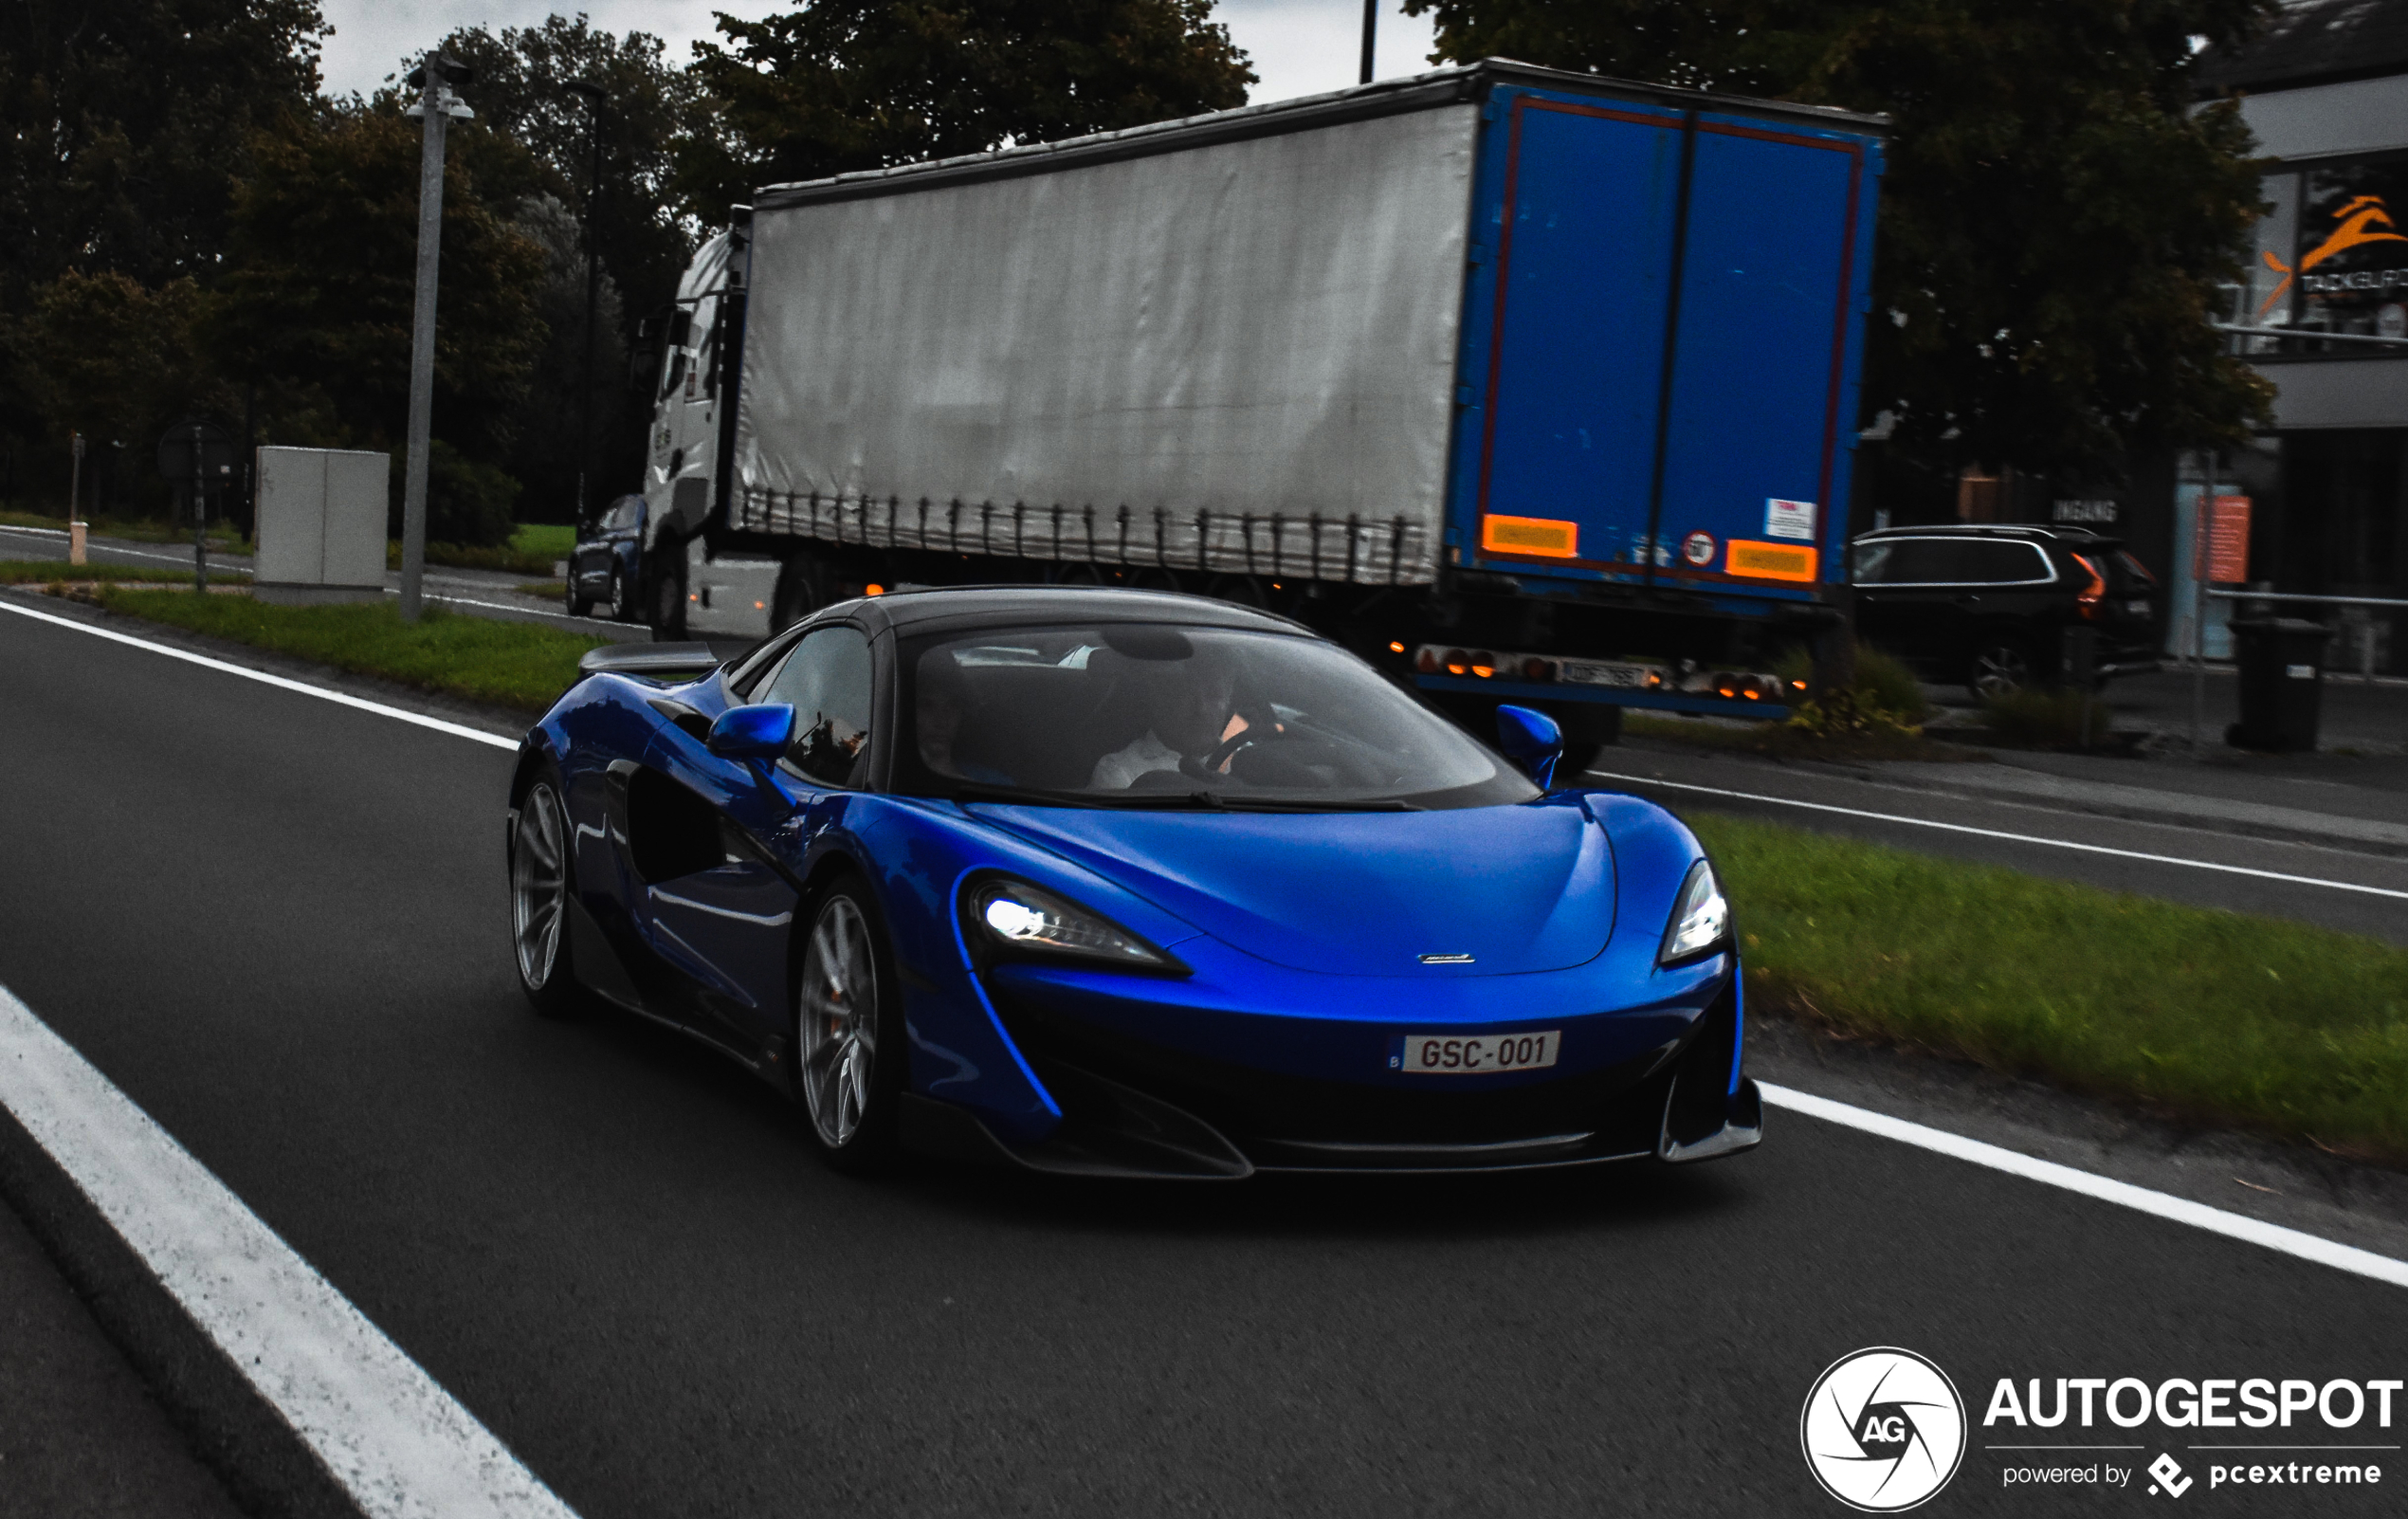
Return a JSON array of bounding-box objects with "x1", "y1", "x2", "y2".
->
[{"x1": 2071, "y1": 553, "x2": 2107, "y2": 620}]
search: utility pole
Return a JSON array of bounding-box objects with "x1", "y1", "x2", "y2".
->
[
  {"x1": 567, "y1": 79, "x2": 607, "y2": 524},
  {"x1": 399, "y1": 55, "x2": 475, "y2": 622},
  {"x1": 1359, "y1": 0, "x2": 1378, "y2": 84}
]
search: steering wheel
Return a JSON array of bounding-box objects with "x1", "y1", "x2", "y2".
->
[{"x1": 1191, "y1": 704, "x2": 1283, "y2": 778}]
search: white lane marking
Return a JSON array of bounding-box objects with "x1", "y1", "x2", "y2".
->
[
  {"x1": 0, "y1": 598, "x2": 520, "y2": 751},
  {"x1": 1760, "y1": 1083, "x2": 2408, "y2": 1290},
  {"x1": 2, "y1": 525, "x2": 246, "y2": 568},
  {"x1": 0, "y1": 981, "x2": 580, "y2": 1517},
  {"x1": 1592, "y1": 769, "x2": 2408, "y2": 902},
  {"x1": 378, "y1": 585, "x2": 625, "y2": 629}
]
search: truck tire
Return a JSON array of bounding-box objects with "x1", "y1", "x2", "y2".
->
[
  {"x1": 772, "y1": 552, "x2": 827, "y2": 631},
  {"x1": 646, "y1": 545, "x2": 688, "y2": 638},
  {"x1": 1541, "y1": 701, "x2": 1621, "y2": 778}
]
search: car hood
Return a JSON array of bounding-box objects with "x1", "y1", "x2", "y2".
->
[{"x1": 967, "y1": 800, "x2": 1614, "y2": 977}]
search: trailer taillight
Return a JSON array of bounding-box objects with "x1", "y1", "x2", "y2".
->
[
  {"x1": 1469, "y1": 651, "x2": 1497, "y2": 679},
  {"x1": 1444, "y1": 649, "x2": 1470, "y2": 676}
]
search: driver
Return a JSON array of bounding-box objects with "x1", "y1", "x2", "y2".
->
[{"x1": 1090, "y1": 650, "x2": 1251, "y2": 789}]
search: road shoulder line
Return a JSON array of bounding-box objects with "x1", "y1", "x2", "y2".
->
[
  {"x1": 0, "y1": 980, "x2": 576, "y2": 1518},
  {"x1": 0, "y1": 595, "x2": 520, "y2": 751},
  {"x1": 1589, "y1": 766, "x2": 2408, "y2": 901},
  {"x1": 1760, "y1": 1082, "x2": 2408, "y2": 1290}
]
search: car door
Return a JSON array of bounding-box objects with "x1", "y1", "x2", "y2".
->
[
  {"x1": 639, "y1": 624, "x2": 877, "y2": 1053},
  {"x1": 1954, "y1": 540, "x2": 2060, "y2": 667},
  {"x1": 1852, "y1": 537, "x2": 1973, "y2": 670}
]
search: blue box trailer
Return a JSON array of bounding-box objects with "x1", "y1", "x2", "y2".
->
[{"x1": 638, "y1": 60, "x2": 1885, "y2": 748}]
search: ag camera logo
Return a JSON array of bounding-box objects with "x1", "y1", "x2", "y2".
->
[{"x1": 1802, "y1": 1347, "x2": 1968, "y2": 1510}]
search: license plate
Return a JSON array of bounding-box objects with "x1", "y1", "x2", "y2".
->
[
  {"x1": 1560, "y1": 660, "x2": 1656, "y2": 689},
  {"x1": 1391, "y1": 1031, "x2": 1560, "y2": 1074}
]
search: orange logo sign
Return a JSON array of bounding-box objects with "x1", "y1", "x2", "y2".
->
[{"x1": 2258, "y1": 195, "x2": 2408, "y2": 316}]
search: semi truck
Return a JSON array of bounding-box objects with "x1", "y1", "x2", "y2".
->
[{"x1": 634, "y1": 59, "x2": 1886, "y2": 760}]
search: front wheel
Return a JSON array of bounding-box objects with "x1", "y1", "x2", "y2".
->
[
  {"x1": 793, "y1": 880, "x2": 903, "y2": 1173},
  {"x1": 510, "y1": 776, "x2": 587, "y2": 1018},
  {"x1": 1968, "y1": 639, "x2": 2036, "y2": 701}
]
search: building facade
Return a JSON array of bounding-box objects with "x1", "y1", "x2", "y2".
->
[{"x1": 2198, "y1": 0, "x2": 2408, "y2": 671}]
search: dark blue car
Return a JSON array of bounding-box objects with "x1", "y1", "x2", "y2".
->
[
  {"x1": 567, "y1": 494, "x2": 647, "y2": 620},
  {"x1": 505, "y1": 586, "x2": 1758, "y2": 1179}
]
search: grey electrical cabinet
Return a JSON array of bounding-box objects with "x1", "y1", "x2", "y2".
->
[{"x1": 254, "y1": 447, "x2": 389, "y2": 604}]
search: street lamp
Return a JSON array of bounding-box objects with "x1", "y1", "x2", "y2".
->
[
  {"x1": 399, "y1": 53, "x2": 475, "y2": 622},
  {"x1": 1360, "y1": 0, "x2": 1377, "y2": 84},
  {"x1": 565, "y1": 79, "x2": 607, "y2": 524}
]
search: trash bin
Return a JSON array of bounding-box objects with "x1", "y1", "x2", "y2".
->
[{"x1": 2225, "y1": 618, "x2": 2331, "y2": 753}]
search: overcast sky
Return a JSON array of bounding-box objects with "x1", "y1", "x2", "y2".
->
[{"x1": 314, "y1": 1, "x2": 1441, "y2": 106}]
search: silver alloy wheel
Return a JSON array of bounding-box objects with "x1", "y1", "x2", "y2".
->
[
  {"x1": 1971, "y1": 643, "x2": 2032, "y2": 701},
  {"x1": 798, "y1": 893, "x2": 878, "y2": 1149},
  {"x1": 511, "y1": 783, "x2": 569, "y2": 989}
]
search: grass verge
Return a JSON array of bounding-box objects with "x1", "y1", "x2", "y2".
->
[
  {"x1": 3, "y1": 508, "x2": 247, "y2": 548},
  {"x1": 2, "y1": 559, "x2": 248, "y2": 584},
  {"x1": 91, "y1": 588, "x2": 606, "y2": 712},
  {"x1": 1695, "y1": 813, "x2": 2408, "y2": 1164}
]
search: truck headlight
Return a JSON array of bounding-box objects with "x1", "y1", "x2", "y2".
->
[{"x1": 1658, "y1": 860, "x2": 1731, "y2": 965}]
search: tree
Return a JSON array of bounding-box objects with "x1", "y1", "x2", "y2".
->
[
  {"x1": 400, "y1": 17, "x2": 711, "y2": 512},
  {"x1": 0, "y1": 0, "x2": 328, "y2": 310},
  {"x1": 0, "y1": 0, "x2": 327, "y2": 498},
  {"x1": 679, "y1": 0, "x2": 1255, "y2": 223},
  {"x1": 207, "y1": 106, "x2": 550, "y2": 544},
  {"x1": 8, "y1": 270, "x2": 226, "y2": 514},
  {"x1": 1404, "y1": 0, "x2": 2278, "y2": 485},
  {"x1": 407, "y1": 18, "x2": 705, "y2": 348},
  {"x1": 508, "y1": 194, "x2": 629, "y2": 522}
]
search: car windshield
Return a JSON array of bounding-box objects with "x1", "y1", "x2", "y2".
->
[{"x1": 898, "y1": 623, "x2": 1539, "y2": 811}]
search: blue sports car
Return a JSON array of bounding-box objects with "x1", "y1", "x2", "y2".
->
[{"x1": 506, "y1": 586, "x2": 1760, "y2": 1178}]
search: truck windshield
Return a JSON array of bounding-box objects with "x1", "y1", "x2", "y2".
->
[{"x1": 899, "y1": 624, "x2": 1538, "y2": 811}]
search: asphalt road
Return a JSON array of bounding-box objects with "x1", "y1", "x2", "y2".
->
[{"x1": 2, "y1": 603, "x2": 2402, "y2": 1517}]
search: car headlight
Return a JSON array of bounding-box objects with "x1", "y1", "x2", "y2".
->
[
  {"x1": 1658, "y1": 859, "x2": 1731, "y2": 965},
  {"x1": 962, "y1": 877, "x2": 1186, "y2": 974}
]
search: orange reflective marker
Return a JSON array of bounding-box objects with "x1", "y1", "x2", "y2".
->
[
  {"x1": 1480, "y1": 514, "x2": 1578, "y2": 559},
  {"x1": 1725, "y1": 540, "x2": 1818, "y2": 583}
]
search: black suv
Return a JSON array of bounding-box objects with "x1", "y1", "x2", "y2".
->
[{"x1": 1849, "y1": 524, "x2": 2162, "y2": 697}]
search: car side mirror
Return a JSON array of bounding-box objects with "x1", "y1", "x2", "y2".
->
[
  {"x1": 1494, "y1": 705, "x2": 1563, "y2": 790},
  {"x1": 706, "y1": 704, "x2": 795, "y2": 760}
]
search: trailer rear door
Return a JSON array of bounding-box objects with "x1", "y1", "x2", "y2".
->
[{"x1": 1456, "y1": 86, "x2": 1878, "y2": 599}]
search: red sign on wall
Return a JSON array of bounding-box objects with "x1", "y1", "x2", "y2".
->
[{"x1": 2205, "y1": 494, "x2": 2251, "y2": 584}]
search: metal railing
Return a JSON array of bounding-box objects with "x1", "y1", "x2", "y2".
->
[{"x1": 2200, "y1": 588, "x2": 2404, "y2": 691}]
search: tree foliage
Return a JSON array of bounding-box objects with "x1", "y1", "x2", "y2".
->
[
  {"x1": 1405, "y1": 0, "x2": 2279, "y2": 480},
  {"x1": 406, "y1": 17, "x2": 703, "y2": 347},
  {"x1": 205, "y1": 107, "x2": 549, "y2": 542},
  {"x1": 0, "y1": 0, "x2": 328, "y2": 309},
  {"x1": 680, "y1": 0, "x2": 1255, "y2": 219}
]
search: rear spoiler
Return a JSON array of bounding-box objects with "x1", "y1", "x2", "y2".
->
[{"x1": 577, "y1": 642, "x2": 723, "y2": 682}]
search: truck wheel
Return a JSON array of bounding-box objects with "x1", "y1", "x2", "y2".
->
[
  {"x1": 647, "y1": 547, "x2": 688, "y2": 637},
  {"x1": 772, "y1": 552, "x2": 826, "y2": 631},
  {"x1": 1542, "y1": 702, "x2": 1621, "y2": 778}
]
